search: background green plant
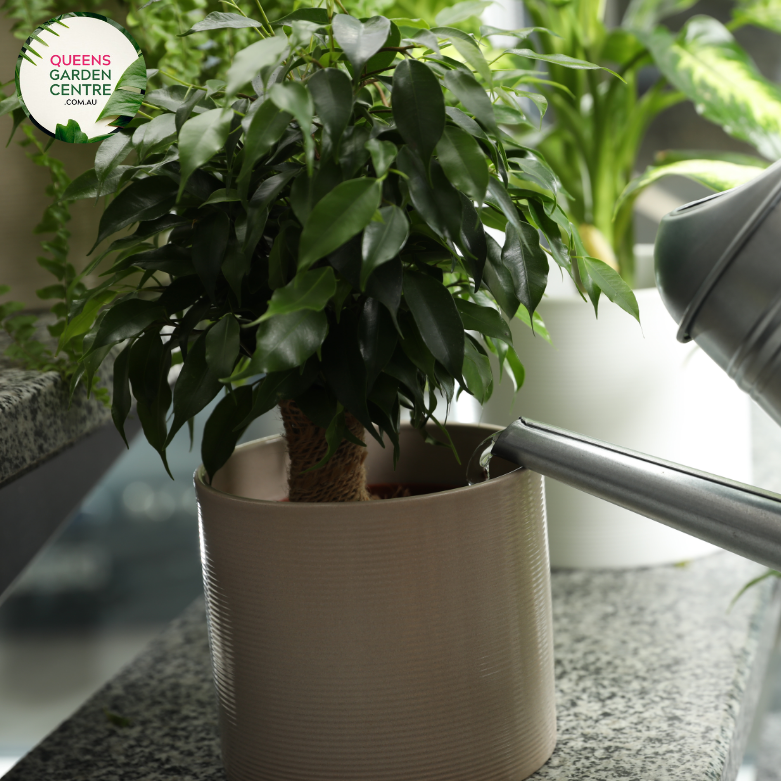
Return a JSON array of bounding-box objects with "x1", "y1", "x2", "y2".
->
[
  {"x1": 52, "y1": 4, "x2": 637, "y2": 480},
  {"x1": 510, "y1": 0, "x2": 781, "y2": 282},
  {"x1": 0, "y1": 0, "x2": 289, "y2": 380}
]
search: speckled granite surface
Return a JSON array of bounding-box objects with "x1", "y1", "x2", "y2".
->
[
  {"x1": 0, "y1": 322, "x2": 115, "y2": 486},
  {"x1": 5, "y1": 552, "x2": 779, "y2": 781}
]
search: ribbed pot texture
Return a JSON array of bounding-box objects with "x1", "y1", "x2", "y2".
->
[{"x1": 194, "y1": 422, "x2": 556, "y2": 781}]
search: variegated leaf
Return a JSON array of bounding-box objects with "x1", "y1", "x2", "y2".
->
[
  {"x1": 732, "y1": 0, "x2": 781, "y2": 34},
  {"x1": 615, "y1": 158, "x2": 767, "y2": 217},
  {"x1": 646, "y1": 17, "x2": 781, "y2": 160}
]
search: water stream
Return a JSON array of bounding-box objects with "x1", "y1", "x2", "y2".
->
[{"x1": 466, "y1": 432, "x2": 501, "y2": 486}]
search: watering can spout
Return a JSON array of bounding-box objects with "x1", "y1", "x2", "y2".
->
[
  {"x1": 488, "y1": 162, "x2": 781, "y2": 572},
  {"x1": 492, "y1": 418, "x2": 781, "y2": 572}
]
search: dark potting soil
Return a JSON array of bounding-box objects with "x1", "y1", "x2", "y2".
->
[{"x1": 280, "y1": 483, "x2": 459, "y2": 501}]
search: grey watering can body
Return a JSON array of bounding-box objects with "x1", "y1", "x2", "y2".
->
[{"x1": 493, "y1": 160, "x2": 781, "y2": 570}]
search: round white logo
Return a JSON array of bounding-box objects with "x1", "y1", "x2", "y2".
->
[{"x1": 15, "y1": 13, "x2": 146, "y2": 143}]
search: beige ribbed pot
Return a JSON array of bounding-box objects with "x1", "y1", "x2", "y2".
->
[{"x1": 195, "y1": 422, "x2": 556, "y2": 781}]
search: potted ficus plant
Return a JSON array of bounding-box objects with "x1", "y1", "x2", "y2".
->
[
  {"x1": 42, "y1": 3, "x2": 638, "y2": 777},
  {"x1": 478, "y1": 0, "x2": 781, "y2": 567}
]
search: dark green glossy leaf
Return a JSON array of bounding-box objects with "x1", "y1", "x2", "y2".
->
[
  {"x1": 168, "y1": 332, "x2": 222, "y2": 444},
  {"x1": 231, "y1": 310, "x2": 328, "y2": 379},
  {"x1": 338, "y1": 125, "x2": 371, "y2": 178},
  {"x1": 385, "y1": 346, "x2": 424, "y2": 406},
  {"x1": 299, "y1": 178, "x2": 382, "y2": 270},
  {"x1": 436, "y1": 125, "x2": 489, "y2": 203},
  {"x1": 226, "y1": 35, "x2": 288, "y2": 97},
  {"x1": 221, "y1": 237, "x2": 248, "y2": 302},
  {"x1": 202, "y1": 386, "x2": 254, "y2": 482},
  {"x1": 392, "y1": 59, "x2": 445, "y2": 164},
  {"x1": 431, "y1": 27, "x2": 492, "y2": 83},
  {"x1": 445, "y1": 106, "x2": 490, "y2": 143},
  {"x1": 89, "y1": 297, "x2": 165, "y2": 352},
  {"x1": 175, "y1": 88, "x2": 203, "y2": 135},
  {"x1": 322, "y1": 312, "x2": 381, "y2": 443},
  {"x1": 333, "y1": 14, "x2": 391, "y2": 78},
  {"x1": 289, "y1": 158, "x2": 342, "y2": 224},
  {"x1": 455, "y1": 298, "x2": 512, "y2": 344},
  {"x1": 308, "y1": 67, "x2": 353, "y2": 150},
  {"x1": 444, "y1": 69, "x2": 499, "y2": 136},
  {"x1": 97, "y1": 88, "x2": 144, "y2": 123},
  {"x1": 582, "y1": 257, "x2": 640, "y2": 321},
  {"x1": 270, "y1": 81, "x2": 314, "y2": 172},
  {"x1": 503, "y1": 343, "x2": 525, "y2": 392},
  {"x1": 128, "y1": 332, "x2": 172, "y2": 476},
  {"x1": 403, "y1": 269, "x2": 464, "y2": 378},
  {"x1": 486, "y1": 176, "x2": 524, "y2": 233},
  {"x1": 365, "y1": 20, "x2": 400, "y2": 74},
  {"x1": 237, "y1": 101, "x2": 292, "y2": 197},
  {"x1": 235, "y1": 370, "x2": 295, "y2": 429},
  {"x1": 206, "y1": 315, "x2": 241, "y2": 380},
  {"x1": 251, "y1": 169, "x2": 298, "y2": 210},
  {"x1": 527, "y1": 199, "x2": 570, "y2": 270},
  {"x1": 95, "y1": 131, "x2": 133, "y2": 195},
  {"x1": 133, "y1": 114, "x2": 176, "y2": 160},
  {"x1": 462, "y1": 336, "x2": 492, "y2": 403},
  {"x1": 483, "y1": 233, "x2": 519, "y2": 318},
  {"x1": 365, "y1": 138, "x2": 397, "y2": 178},
  {"x1": 180, "y1": 11, "x2": 264, "y2": 36},
  {"x1": 193, "y1": 210, "x2": 230, "y2": 295},
  {"x1": 178, "y1": 107, "x2": 233, "y2": 198},
  {"x1": 361, "y1": 205, "x2": 409, "y2": 289},
  {"x1": 91, "y1": 176, "x2": 178, "y2": 251},
  {"x1": 458, "y1": 194, "x2": 487, "y2": 290},
  {"x1": 255, "y1": 267, "x2": 337, "y2": 323},
  {"x1": 146, "y1": 85, "x2": 214, "y2": 114},
  {"x1": 395, "y1": 147, "x2": 461, "y2": 241},
  {"x1": 158, "y1": 275, "x2": 205, "y2": 315},
  {"x1": 111, "y1": 341, "x2": 133, "y2": 447},
  {"x1": 504, "y1": 49, "x2": 621, "y2": 80},
  {"x1": 502, "y1": 222, "x2": 549, "y2": 318},
  {"x1": 116, "y1": 56, "x2": 148, "y2": 91},
  {"x1": 61, "y1": 165, "x2": 131, "y2": 202},
  {"x1": 358, "y1": 297, "x2": 398, "y2": 389},
  {"x1": 400, "y1": 312, "x2": 436, "y2": 379}
]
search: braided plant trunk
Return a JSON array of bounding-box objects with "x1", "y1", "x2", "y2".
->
[{"x1": 279, "y1": 400, "x2": 372, "y2": 502}]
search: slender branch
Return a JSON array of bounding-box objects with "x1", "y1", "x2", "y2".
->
[
  {"x1": 252, "y1": 0, "x2": 275, "y2": 35},
  {"x1": 218, "y1": 0, "x2": 266, "y2": 37},
  {"x1": 159, "y1": 70, "x2": 207, "y2": 90}
]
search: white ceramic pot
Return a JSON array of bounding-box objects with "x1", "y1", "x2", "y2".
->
[
  {"x1": 478, "y1": 246, "x2": 753, "y2": 568},
  {"x1": 195, "y1": 423, "x2": 556, "y2": 781}
]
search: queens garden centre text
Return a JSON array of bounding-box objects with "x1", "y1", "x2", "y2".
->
[{"x1": 49, "y1": 54, "x2": 112, "y2": 96}]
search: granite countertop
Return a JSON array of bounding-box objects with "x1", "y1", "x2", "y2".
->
[
  {"x1": 5, "y1": 551, "x2": 779, "y2": 781},
  {"x1": 0, "y1": 321, "x2": 114, "y2": 487}
]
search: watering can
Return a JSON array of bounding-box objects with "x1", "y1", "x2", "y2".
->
[{"x1": 491, "y1": 160, "x2": 781, "y2": 571}]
